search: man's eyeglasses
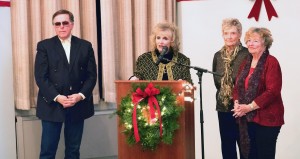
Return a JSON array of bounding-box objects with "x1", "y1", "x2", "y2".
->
[{"x1": 53, "y1": 21, "x2": 71, "y2": 27}]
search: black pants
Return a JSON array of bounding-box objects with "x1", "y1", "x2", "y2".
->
[
  {"x1": 247, "y1": 122, "x2": 281, "y2": 159},
  {"x1": 218, "y1": 112, "x2": 245, "y2": 159}
]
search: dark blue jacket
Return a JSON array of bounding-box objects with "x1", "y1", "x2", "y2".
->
[{"x1": 34, "y1": 35, "x2": 97, "y2": 122}]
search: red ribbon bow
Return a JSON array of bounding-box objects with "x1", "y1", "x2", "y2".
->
[
  {"x1": 132, "y1": 83, "x2": 162, "y2": 142},
  {"x1": 248, "y1": 0, "x2": 278, "y2": 21}
]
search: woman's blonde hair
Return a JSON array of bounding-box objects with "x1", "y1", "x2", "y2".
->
[
  {"x1": 244, "y1": 27, "x2": 273, "y2": 49},
  {"x1": 149, "y1": 22, "x2": 180, "y2": 53},
  {"x1": 222, "y1": 18, "x2": 242, "y2": 34}
]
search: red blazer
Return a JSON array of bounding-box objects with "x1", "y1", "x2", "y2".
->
[{"x1": 233, "y1": 54, "x2": 284, "y2": 126}]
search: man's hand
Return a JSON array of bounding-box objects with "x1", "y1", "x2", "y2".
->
[
  {"x1": 56, "y1": 94, "x2": 82, "y2": 108},
  {"x1": 67, "y1": 93, "x2": 83, "y2": 104},
  {"x1": 56, "y1": 95, "x2": 74, "y2": 108}
]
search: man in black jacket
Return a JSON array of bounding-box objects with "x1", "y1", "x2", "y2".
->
[{"x1": 34, "y1": 9, "x2": 97, "y2": 159}]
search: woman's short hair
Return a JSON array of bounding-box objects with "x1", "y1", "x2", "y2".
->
[
  {"x1": 222, "y1": 18, "x2": 242, "y2": 34},
  {"x1": 149, "y1": 22, "x2": 180, "y2": 53},
  {"x1": 244, "y1": 27, "x2": 273, "y2": 49}
]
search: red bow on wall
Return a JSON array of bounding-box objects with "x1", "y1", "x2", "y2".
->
[
  {"x1": 248, "y1": 0, "x2": 278, "y2": 21},
  {"x1": 0, "y1": 1, "x2": 10, "y2": 7}
]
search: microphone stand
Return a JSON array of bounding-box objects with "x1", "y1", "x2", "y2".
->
[{"x1": 162, "y1": 58, "x2": 221, "y2": 159}]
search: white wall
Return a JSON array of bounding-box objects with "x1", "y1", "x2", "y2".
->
[
  {"x1": 0, "y1": 2, "x2": 17, "y2": 158},
  {"x1": 177, "y1": 0, "x2": 300, "y2": 158}
]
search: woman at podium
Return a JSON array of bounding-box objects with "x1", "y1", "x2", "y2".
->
[{"x1": 131, "y1": 22, "x2": 193, "y2": 85}]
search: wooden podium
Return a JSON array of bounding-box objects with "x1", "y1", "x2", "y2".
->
[{"x1": 115, "y1": 80, "x2": 195, "y2": 159}]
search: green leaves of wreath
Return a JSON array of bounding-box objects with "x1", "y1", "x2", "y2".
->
[{"x1": 116, "y1": 83, "x2": 184, "y2": 150}]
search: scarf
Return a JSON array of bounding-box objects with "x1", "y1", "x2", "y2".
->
[
  {"x1": 236, "y1": 50, "x2": 269, "y2": 159},
  {"x1": 219, "y1": 43, "x2": 242, "y2": 107},
  {"x1": 154, "y1": 48, "x2": 176, "y2": 81}
]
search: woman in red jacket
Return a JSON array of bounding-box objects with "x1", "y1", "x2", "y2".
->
[{"x1": 232, "y1": 27, "x2": 284, "y2": 159}]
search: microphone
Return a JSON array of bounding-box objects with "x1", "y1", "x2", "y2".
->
[{"x1": 155, "y1": 46, "x2": 169, "y2": 65}]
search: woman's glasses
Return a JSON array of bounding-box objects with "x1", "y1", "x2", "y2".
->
[{"x1": 53, "y1": 21, "x2": 71, "y2": 27}]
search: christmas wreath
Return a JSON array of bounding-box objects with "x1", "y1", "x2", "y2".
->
[{"x1": 116, "y1": 82, "x2": 184, "y2": 150}]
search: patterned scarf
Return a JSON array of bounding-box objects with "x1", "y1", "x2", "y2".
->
[
  {"x1": 219, "y1": 43, "x2": 242, "y2": 107},
  {"x1": 236, "y1": 50, "x2": 269, "y2": 159}
]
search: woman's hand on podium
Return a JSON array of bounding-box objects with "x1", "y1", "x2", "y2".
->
[{"x1": 129, "y1": 76, "x2": 139, "y2": 80}]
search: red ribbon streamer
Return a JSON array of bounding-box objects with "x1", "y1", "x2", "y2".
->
[
  {"x1": 0, "y1": 1, "x2": 10, "y2": 7},
  {"x1": 132, "y1": 83, "x2": 162, "y2": 142},
  {"x1": 248, "y1": 0, "x2": 278, "y2": 21}
]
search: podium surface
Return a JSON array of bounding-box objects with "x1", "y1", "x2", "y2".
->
[{"x1": 115, "y1": 80, "x2": 195, "y2": 159}]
